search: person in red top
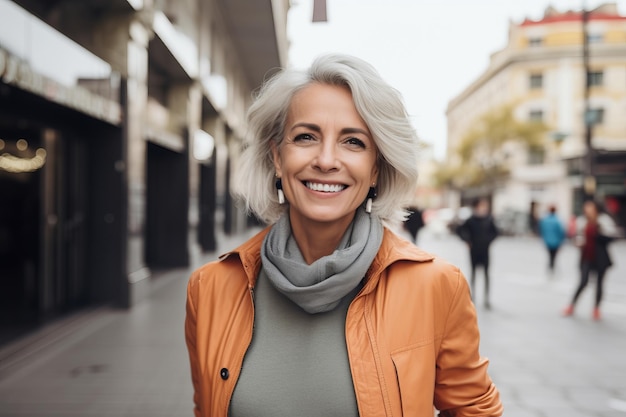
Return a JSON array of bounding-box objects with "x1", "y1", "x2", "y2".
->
[{"x1": 563, "y1": 200, "x2": 618, "y2": 320}]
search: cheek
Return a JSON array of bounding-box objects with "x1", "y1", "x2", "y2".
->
[
  {"x1": 277, "y1": 152, "x2": 305, "y2": 184},
  {"x1": 368, "y1": 158, "x2": 380, "y2": 183},
  {"x1": 370, "y1": 167, "x2": 379, "y2": 183}
]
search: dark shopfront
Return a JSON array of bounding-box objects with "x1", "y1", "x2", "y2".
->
[
  {"x1": 567, "y1": 152, "x2": 626, "y2": 230},
  {"x1": 595, "y1": 151, "x2": 626, "y2": 231},
  {"x1": 0, "y1": 83, "x2": 124, "y2": 343}
]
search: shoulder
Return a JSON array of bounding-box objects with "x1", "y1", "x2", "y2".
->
[
  {"x1": 598, "y1": 213, "x2": 620, "y2": 237},
  {"x1": 375, "y1": 230, "x2": 465, "y2": 292},
  {"x1": 186, "y1": 259, "x2": 248, "y2": 311},
  {"x1": 187, "y1": 227, "x2": 269, "y2": 292},
  {"x1": 376, "y1": 228, "x2": 435, "y2": 264},
  {"x1": 371, "y1": 248, "x2": 470, "y2": 336},
  {"x1": 386, "y1": 254, "x2": 465, "y2": 293},
  {"x1": 461, "y1": 216, "x2": 474, "y2": 225},
  {"x1": 188, "y1": 258, "x2": 240, "y2": 287}
]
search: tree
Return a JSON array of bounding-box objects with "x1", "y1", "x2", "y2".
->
[{"x1": 436, "y1": 104, "x2": 548, "y2": 191}]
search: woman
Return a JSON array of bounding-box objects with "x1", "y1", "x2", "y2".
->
[
  {"x1": 185, "y1": 54, "x2": 503, "y2": 416},
  {"x1": 563, "y1": 200, "x2": 617, "y2": 320}
]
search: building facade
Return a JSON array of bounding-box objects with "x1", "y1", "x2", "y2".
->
[
  {"x1": 446, "y1": 3, "x2": 626, "y2": 233},
  {"x1": 0, "y1": 0, "x2": 289, "y2": 342}
]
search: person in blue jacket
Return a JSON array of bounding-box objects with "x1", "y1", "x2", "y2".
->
[{"x1": 539, "y1": 205, "x2": 566, "y2": 274}]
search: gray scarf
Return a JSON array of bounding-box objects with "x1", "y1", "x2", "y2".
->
[{"x1": 261, "y1": 208, "x2": 383, "y2": 314}]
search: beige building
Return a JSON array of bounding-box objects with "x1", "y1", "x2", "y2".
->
[
  {"x1": 0, "y1": 0, "x2": 288, "y2": 340},
  {"x1": 446, "y1": 3, "x2": 626, "y2": 232}
]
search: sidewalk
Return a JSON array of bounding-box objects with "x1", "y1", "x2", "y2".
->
[
  {"x1": 0, "y1": 227, "x2": 625, "y2": 416},
  {"x1": 0, "y1": 227, "x2": 262, "y2": 417},
  {"x1": 419, "y1": 229, "x2": 626, "y2": 417}
]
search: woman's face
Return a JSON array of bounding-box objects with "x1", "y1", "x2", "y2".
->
[
  {"x1": 272, "y1": 83, "x2": 379, "y2": 229},
  {"x1": 583, "y1": 201, "x2": 598, "y2": 219}
]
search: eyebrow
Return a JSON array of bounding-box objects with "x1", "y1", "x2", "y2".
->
[{"x1": 290, "y1": 122, "x2": 371, "y2": 137}]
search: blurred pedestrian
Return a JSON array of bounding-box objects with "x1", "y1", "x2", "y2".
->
[
  {"x1": 403, "y1": 205, "x2": 424, "y2": 244},
  {"x1": 184, "y1": 54, "x2": 502, "y2": 416},
  {"x1": 457, "y1": 198, "x2": 499, "y2": 309},
  {"x1": 563, "y1": 200, "x2": 618, "y2": 320},
  {"x1": 538, "y1": 204, "x2": 566, "y2": 274},
  {"x1": 529, "y1": 201, "x2": 539, "y2": 235},
  {"x1": 567, "y1": 214, "x2": 578, "y2": 240}
]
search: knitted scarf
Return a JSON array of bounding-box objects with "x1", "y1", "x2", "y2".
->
[{"x1": 261, "y1": 208, "x2": 383, "y2": 314}]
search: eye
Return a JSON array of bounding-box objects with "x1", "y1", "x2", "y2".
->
[
  {"x1": 345, "y1": 137, "x2": 366, "y2": 149},
  {"x1": 293, "y1": 133, "x2": 315, "y2": 142}
]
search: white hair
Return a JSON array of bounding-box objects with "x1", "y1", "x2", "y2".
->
[{"x1": 233, "y1": 53, "x2": 420, "y2": 225}]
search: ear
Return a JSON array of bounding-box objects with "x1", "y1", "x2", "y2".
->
[{"x1": 270, "y1": 141, "x2": 282, "y2": 177}]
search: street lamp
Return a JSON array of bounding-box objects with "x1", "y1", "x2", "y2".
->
[{"x1": 582, "y1": 2, "x2": 596, "y2": 198}]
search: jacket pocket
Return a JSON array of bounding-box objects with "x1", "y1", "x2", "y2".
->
[{"x1": 391, "y1": 343, "x2": 436, "y2": 416}]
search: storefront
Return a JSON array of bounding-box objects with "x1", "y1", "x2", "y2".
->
[
  {"x1": 0, "y1": 1, "x2": 123, "y2": 341},
  {"x1": 1, "y1": 0, "x2": 288, "y2": 344},
  {"x1": 565, "y1": 151, "x2": 626, "y2": 231},
  {"x1": 595, "y1": 151, "x2": 626, "y2": 230}
]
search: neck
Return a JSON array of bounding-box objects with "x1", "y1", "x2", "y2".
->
[{"x1": 288, "y1": 211, "x2": 356, "y2": 265}]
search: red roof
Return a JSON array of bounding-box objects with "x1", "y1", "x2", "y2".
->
[{"x1": 520, "y1": 11, "x2": 626, "y2": 26}]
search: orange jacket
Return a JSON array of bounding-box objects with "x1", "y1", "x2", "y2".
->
[{"x1": 185, "y1": 227, "x2": 502, "y2": 417}]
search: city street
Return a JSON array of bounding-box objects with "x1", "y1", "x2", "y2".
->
[
  {"x1": 0, "y1": 226, "x2": 625, "y2": 417},
  {"x1": 418, "y1": 226, "x2": 626, "y2": 417}
]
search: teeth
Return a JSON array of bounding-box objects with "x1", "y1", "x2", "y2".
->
[{"x1": 306, "y1": 182, "x2": 346, "y2": 193}]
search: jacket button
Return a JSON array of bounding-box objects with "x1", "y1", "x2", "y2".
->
[{"x1": 220, "y1": 368, "x2": 229, "y2": 380}]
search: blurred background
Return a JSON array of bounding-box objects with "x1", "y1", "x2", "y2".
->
[{"x1": 0, "y1": 0, "x2": 625, "y2": 416}]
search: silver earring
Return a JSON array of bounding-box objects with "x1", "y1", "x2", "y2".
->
[
  {"x1": 276, "y1": 178, "x2": 285, "y2": 205},
  {"x1": 365, "y1": 186, "x2": 377, "y2": 213}
]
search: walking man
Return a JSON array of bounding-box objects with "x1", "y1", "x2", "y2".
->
[
  {"x1": 457, "y1": 198, "x2": 499, "y2": 309},
  {"x1": 403, "y1": 206, "x2": 425, "y2": 244}
]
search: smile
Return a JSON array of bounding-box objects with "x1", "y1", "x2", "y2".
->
[{"x1": 305, "y1": 181, "x2": 347, "y2": 193}]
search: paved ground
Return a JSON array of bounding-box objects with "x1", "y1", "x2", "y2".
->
[
  {"x1": 416, "y1": 226, "x2": 626, "y2": 417},
  {"x1": 0, "y1": 225, "x2": 625, "y2": 417}
]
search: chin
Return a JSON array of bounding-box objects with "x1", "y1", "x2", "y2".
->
[{"x1": 299, "y1": 207, "x2": 358, "y2": 225}]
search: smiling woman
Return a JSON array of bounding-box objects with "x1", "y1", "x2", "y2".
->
[
  {"x1": 184, "y1": 53, "x2": 503, "y2": 417},
  {"x1": 237, "y1": 53, "x2": 420, "y2": 226},
  {"x1": 270, "y1": 83, "x2": 379, "y2": 257}
]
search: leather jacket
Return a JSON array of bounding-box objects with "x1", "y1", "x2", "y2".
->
[{"x1": 185, "y1": 227, "x2": 503, "y2": 417}]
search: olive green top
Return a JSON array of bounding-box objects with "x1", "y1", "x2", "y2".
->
[{"x1": 229, "y1": 270, "x2": 359, "y2": 417}]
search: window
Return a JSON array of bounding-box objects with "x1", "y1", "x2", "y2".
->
[
  {"x1": 566, "y1": 157, "x2": 584, "y2": 176},
  {"x1": 586, "y1": 108, "x2": 605, "y2": 125},
  {"x1": 529, "y1": 37, "x2": 543, "y2": 47},
  {"x1": 588, "y1": 71, "x2": 604, "y2": 87},
  {"x1": 528, "y1": 146, "x2": 545, "y2": 165},
  {"x1": 587, "y1": 33, "x2": 603, "y2": 43},
  {"x1": 529, "y1": 73, "x2": 543, "y2": 89},
  {"x1": 529, "y1": 110, "x2": 544, "y2": 122},
  {"x1": 528, "y1": 147, "x2": 545, "y2": 165}
]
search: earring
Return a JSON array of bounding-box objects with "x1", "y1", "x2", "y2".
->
[
  {"x1": 275, "y1": 178, "x2": 285, "y2": 205},
  {"x1": 365, "y1": 186, "x2": 377, "y2": 213}
]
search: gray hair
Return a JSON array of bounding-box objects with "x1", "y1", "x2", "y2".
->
[{"x1": 233, "y1": 53, "x2": 420, "y2": 225}]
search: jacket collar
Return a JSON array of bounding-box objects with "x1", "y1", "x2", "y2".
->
[
  {"x1": 363, "y1": 228, "x2": 435, "y2": 294},
  {"x1": 220, "y1": 226, "x2": 435, "y2": 290},
  {"x1": 219, "y1": 227, "x2": 270, "y2": 288}
]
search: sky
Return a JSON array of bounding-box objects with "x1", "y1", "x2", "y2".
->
[{"x1": 287, "y1": 0, "x2": 626, "y2": 160}]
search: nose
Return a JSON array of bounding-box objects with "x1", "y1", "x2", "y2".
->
[{"x1": 313, "y1": 141, "x2": 339, "y2": 172}]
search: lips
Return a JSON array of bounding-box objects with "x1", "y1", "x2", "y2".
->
[{"x1": 304, "y1": 181, "x2": 347, "y2": 193}]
